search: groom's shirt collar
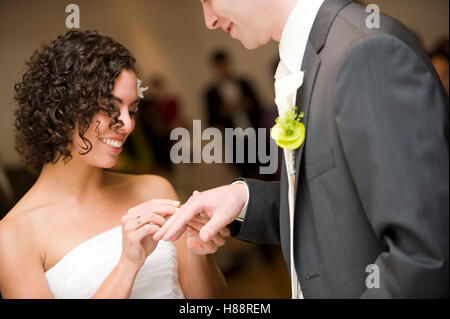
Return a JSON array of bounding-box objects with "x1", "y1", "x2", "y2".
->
[{"x1": 276, "y1": 0, "x2": 324, "y2": 79}]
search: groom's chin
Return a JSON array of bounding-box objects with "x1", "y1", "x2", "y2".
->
[{"x1": 240, "y1": 38, "x2": 269, "y2": 50}]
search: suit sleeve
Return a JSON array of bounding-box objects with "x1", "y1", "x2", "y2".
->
[
  {"x1": 335, "y1": 33, "x2": 449, "y2": 298},
  {"x1": 230, "y1": 178, "x2": 281, "y2": 245}
]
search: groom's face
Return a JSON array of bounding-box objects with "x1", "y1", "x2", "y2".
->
[{"x1": 200, "y1": 0, "x2": 273, "y2": 50}]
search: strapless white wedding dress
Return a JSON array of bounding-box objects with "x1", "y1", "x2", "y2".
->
[{"x1": 45, "y1": 226, "x2": 185, "y2": 299}]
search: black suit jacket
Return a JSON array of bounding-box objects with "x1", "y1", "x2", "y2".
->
[{"x1": 232, "y1": 0, "x2": 449, "y2": 298}]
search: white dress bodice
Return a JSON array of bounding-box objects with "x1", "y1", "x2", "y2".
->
[{"x1": 45, "y1": 226, "x2": 185, "y2": 299}]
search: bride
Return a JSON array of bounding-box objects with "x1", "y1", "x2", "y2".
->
[{"x1": 0, "y1": 30, "x2": 227, "y2": 298}]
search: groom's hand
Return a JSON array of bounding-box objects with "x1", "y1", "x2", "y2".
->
[
  {"x1": 186, "y1": 216, "x2": 231, "y2": 255},
  {"x1": 153, "y1": 183, "x2": 248, "y2": 242}
]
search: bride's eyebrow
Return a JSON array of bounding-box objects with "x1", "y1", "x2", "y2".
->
[
  {"x1": 112, "y1": 96, "x2": 140, "y2": 105},
  {"x1": 130, "y1": 98, "x2": 140, "y2": 105},
  {"x1": 112, "y1": 96, "x2": 123, "y2": 104}
]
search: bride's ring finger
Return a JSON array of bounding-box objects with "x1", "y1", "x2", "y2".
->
[
  {"x1": 134, "y1": 214, "x2": 165, "y2": 230},
  {"x1": 136, "y1": 216, "x2": 154, "y2": 226}
]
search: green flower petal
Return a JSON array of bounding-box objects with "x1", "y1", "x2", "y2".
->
[
  {"x1": 271, "y1": 106, "x2": 306, "y2": 150},
  {"x1": 271, "y1": 122, "x2": 305, "y2": 150}
]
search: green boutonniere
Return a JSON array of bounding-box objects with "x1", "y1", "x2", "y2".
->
[{"x1": 270, "y1": 106, "x2": 305, "y2": 150}]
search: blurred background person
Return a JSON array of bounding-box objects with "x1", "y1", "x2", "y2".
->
[
  {"x1": 430, "y1": 38, "x2": 449, "y2": 95},
  {"x1": 0, "y1": 158, "x2": 14, "y2": 215},
  {"x1": 0, "y1": 156, "x2": 36, "y2": 221},
  {"x1": 204, "y1": 49, "x2": 263, "y2": 179},
  {"x1": 204, "y1": 49, "x2": 262, "y2": 130}
]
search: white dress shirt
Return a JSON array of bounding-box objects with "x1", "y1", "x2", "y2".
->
[{"x1": 233, "y1": 0, "x2": 324, "y2": 299}]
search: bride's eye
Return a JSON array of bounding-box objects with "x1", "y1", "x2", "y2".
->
[{"x1": 129, "y1": 107, "x2": 139, "y2": 116}]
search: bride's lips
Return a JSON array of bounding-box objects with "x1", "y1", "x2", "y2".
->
[{"x1": 99, "y1": 137, "x2": 125, "y2": 155}]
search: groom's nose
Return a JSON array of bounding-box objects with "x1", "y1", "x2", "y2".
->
[{"x1": 202, "y1": 3, "x2": 219, "y2": 30}]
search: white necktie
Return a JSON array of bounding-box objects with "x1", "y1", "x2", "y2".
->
[{"x1": 274, "y1": 61, "x2": 304, "y2": 299}]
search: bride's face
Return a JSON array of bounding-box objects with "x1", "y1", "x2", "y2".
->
[{"x1": 71, "y1": 69, "x2": 139, "y2": 168}]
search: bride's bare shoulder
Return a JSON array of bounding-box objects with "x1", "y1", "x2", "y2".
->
[
  {"x1": 0, "y1": 200, "x2": 52, "y2": 238},
  {"x1": 0, "y1": 208, "x2": 26, "y2": 236},
  {"x1": 0, "y1": 186, "x2": 66, "y2": 247},
  {"x1": 105, "y1": 171, "x2": 178, "y2": 201},
  {"x1": 0, "y1": 204, "x2": 43, "y2": 257}
]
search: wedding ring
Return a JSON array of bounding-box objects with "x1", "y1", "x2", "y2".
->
[{"x1": 137, "y1": 216, "x2": 142, "y2": 225}]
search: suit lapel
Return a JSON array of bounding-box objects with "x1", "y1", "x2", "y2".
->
[
  {"x1": 293, "y1": 0, "x2": 352, "y2": 195},
  {"x1": 294, "y1": 44, "x2": 320, "y2": 194}
]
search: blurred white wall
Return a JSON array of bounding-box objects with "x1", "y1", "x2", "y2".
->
[
  {"x1": 361, "y1": 0, "x2": 449, "y2": 50},
  {"x1": 0, "y1": 0, "x2": 448, "y2": 166}
]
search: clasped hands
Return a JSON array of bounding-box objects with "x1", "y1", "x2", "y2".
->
[{"x1": 120, "y1": 184, "x2": 247, "y2": 268}]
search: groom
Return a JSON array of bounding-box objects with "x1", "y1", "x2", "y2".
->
[{"x1": 154, "y1": 0, "x2": 449, "y2": 298}]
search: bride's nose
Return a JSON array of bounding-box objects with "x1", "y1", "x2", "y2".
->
[{"x1": 116, "y1": 110, "x2": 135, "y2": 134}]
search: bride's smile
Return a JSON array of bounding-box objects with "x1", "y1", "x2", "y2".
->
[{"x1": 99, "y1": 137, "x2": 124, "y2": 150}]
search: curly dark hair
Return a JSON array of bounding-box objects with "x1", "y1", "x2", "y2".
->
[{"x1": 14, "y1": 30, "x2": 136, "y2": 172}]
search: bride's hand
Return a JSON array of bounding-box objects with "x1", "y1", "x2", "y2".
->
[
  {"x1": 186, "y1": 215, "x2": 230, "y2": 255},
  {"x1": 119, "y1": 199, "x2": 179, "y2": 269}
]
